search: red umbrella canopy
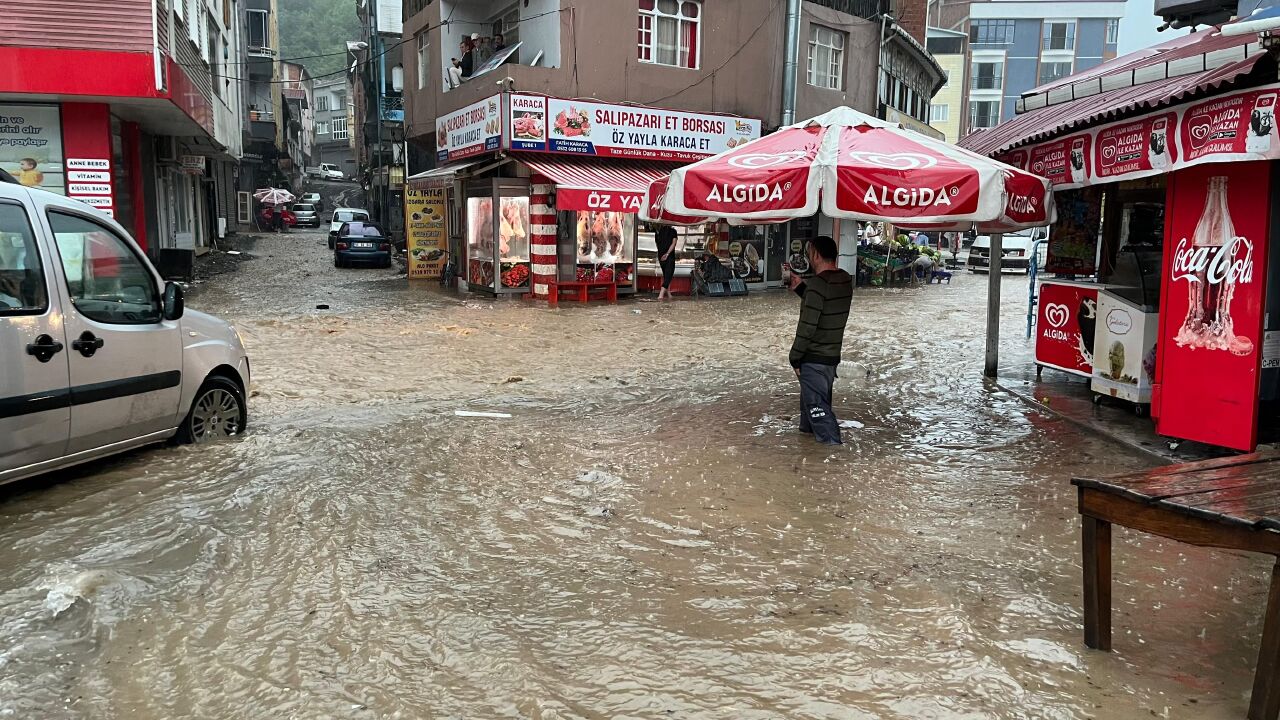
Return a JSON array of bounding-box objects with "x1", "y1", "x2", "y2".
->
[{"x1": 661, "y1": 106, "x2": 1054, "y2": 231}]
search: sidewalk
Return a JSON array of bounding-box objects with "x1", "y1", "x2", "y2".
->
[{"x1": 995, "y1": 364, "x2": 1225, "y2": 464}]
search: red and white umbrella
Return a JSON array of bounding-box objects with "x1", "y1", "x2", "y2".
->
[
  {"x1": 658, "y1": 106, "x2": 1053, "y2": 231},
  {"x1": 253, "y1": 187, "x2": 295, "y2": 205}
]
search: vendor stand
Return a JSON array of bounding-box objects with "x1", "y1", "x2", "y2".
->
[{"x1": 960, "y1": 23, "x2": 1280, "y2": 453}]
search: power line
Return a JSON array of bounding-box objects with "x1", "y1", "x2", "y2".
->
[{"x1": 644, "y1": 0, "x2": 784, "y2": 107}]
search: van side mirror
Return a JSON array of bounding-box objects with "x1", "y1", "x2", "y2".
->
[{"x1": 163, "y1": 281, "x2": 185, "y2": 321}]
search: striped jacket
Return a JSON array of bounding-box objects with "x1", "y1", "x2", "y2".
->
[{"x1": 789, "y1": 269, "x2": 853, "y2": 367}]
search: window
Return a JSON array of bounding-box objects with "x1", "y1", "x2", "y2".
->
[
  {"x1": 187, "y1": 0, "x2": 200, "y2": 44},
  {"x1": 970, "y1": 61, "x2": 1003, "y2": 90},
  {"x1": 969, "y1": 100, "x2": 1000, "y2": 131},
  {"x1": 331, "y1": 117, "x2": 348, "y2": 141},
  {"x1": 637, "y1": 0, "x2": 701, "y2": 69},
  {"x1": 1105, "y1": 18, "x2": 1119, "y2": 44},
  {"x1": 969, "y1": 19, "x2": 1014, "y2": 44},
  {"x1": 202, "y1": 11, "x2": 215, "y2": 63},
  {"x1": 0, "y1": 202, "x2": 46, "y2": 316},
  {"x1": 247, "y1": 9, "x2": 269, "y2": 50},
  {"x1": 47, "y1": 211, "x2": 160, "y2": 325},
  {"x1": 930, "y1": 104, "x2": 949, "y2": 122},
  {"x1": 1038, "y1": 61, "x2": 1072, "y2": 84},
  {"x1": 316, "y1": 94, "x2": 329, "y2": 111},
  {"x1": 416, "y1": 31, "x2": 429, "y2": 89},
  {"x1": 333, "y1": 91, "x2": 346, "y2": 109},
  {"x1": 176, "y1": 0, "x2": 186, "y2": 23},
  {"x1": 491, "y1": 5, "x2": 519, "y2": 50},
  {"x1": 807, "y1": 24, "x2": 845, "y2": 90},
  {"x1": 1043, "y1": 21, "x2": 1076, "y2": 51},
  {"x1": 316, "y1": 120, "x2": 330, "y2": 136},
  {"x1": 210, "y1": 33, "x2": 221, "y2": 96}
]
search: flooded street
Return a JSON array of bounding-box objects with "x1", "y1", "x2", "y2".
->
[{"x1": 0, "y1": 225, "x2": 1271, "y2": 719}]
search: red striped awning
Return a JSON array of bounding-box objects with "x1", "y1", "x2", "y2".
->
[{"x1": 520, "y1": 154, "x2": 673, "y2": 213}]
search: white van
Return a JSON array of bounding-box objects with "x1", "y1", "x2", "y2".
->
[
  {"x1": 320, "y1": 163, "x2": 345, "y2": 181},
  {"x1": 969, "y1": 229, "x2": 1048, "y2": 274},
  {"x1": 0, "y1": 180, "x2": 250, "y2": 486}
]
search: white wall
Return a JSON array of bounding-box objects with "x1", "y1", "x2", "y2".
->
[{"x1": 520, "y1": 0, "x2": 560, "y2": 68}]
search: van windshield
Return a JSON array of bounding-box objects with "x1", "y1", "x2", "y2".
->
[{"x1": 334, "y1": 211, "x2": 369, "y2": 223}]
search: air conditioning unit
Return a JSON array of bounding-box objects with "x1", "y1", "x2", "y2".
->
[{"x1": 156, "y1": 136, "x2": 180, "y2": 163}]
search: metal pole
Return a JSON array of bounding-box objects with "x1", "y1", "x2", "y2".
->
[
  {"x1": 984, "y1": 232, "x2": 1003, "y2": 378},
  {"x1": 371, "y1": 3, "x2": 383, "y2": 223},
  {"x1": 780, "y1": 0, "x2": 801, "y2": 125}
]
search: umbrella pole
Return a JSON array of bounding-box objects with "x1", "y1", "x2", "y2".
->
[{"x1": 984, "y1": 232, "x2": 1003, "y2": 378}]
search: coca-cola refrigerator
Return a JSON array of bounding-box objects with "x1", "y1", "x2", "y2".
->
[{"x1": 1153, "y1": 161, "x2": 1278, "y2": 451}]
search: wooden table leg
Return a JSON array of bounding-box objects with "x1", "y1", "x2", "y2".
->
[
  {"x1": 1249, "y1": 558, "x2": 1280, "y2": 720},
  {"x1": 1082, "y1": 514, "x2": 1112, "y2": 651}
]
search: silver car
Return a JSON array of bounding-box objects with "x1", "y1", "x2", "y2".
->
[
  {"x1": 0, "y1": 180, "x2": 250, "y2": 486},
  {"x1": 292, "y1": 202, "x2": 321, "y2": 228}
]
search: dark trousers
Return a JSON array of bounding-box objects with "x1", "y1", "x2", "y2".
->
[
  {"x1": 798, "y1": 363, "x2": 841, "y2": 445},
  {"x1": 660, "y1": 256, "x2": 676, "y2": 289}
]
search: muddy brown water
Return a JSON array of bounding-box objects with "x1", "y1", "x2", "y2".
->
[{"x1": 0, "y1": 231, "x2": 1269, "y2": 719}]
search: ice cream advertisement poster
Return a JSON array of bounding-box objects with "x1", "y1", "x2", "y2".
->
[
  {"x1": 997, "y1": 82, "x2": 1280, "y2": 190},
  {"x1": 538, "y1": 97, "x2": 761, "y2": 161},
  {"x1": 405, "y1": 186, "x2": 448, "y2": 280},
  {"x1": 0, "y1": 104, "x2": 65, "y2": 194}
]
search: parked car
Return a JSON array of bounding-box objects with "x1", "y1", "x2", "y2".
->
[
  {"x1": 969, "y1": 230, "x2": 1047, "y2": 274},
  {"x1": 299, "y1": 192, "x2": 323, "y2": 212},
  {"x1": 328, "y1": 208, "x2": 370, "y2": 248},
  {"x1": 320, "y1": 163, "x2": 345, "y2": 181},
  {"x1": 0, "y1": 181, "x2": 250, "y2": 486},
  {"x1": 292, "y1": 203, "x2": 321, "y2": 228},
  {"x1": 334, "y1": 221, "x2": 393, "y2": 268}
]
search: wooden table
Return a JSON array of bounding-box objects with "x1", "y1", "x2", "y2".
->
[{"x1": 1073, "y1": 452, "x2": 1280, "y2": 719}]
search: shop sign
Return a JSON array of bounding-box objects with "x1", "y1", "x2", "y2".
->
[
  {"x1": 0, "y1": 104, "x2": 66, "y2": 194},
  {"x1": 997, "y1": 82, "x2": 1280, "y2": 189},
  {"x1": 508, "y1": 96, "x2": 761, "y2": 161},
  {"x1": 1035, "y1": 282, "x2": 1099, "y2": 377},
  {"x1": 405, "y1": 185, "x2": 448, "y2": 280},
  {"x1": 1155, "y1": 161, "x2": 1271, "y2": 451},
  {"x1": 180, "y1": 154, "x2": 206, "y2": 174},
  {"x1": 436, "y1": 94, "x2": 501, "y2": 163},
  {"x1": 555, "y1": 188, "x2": 643, "y2": 213}
]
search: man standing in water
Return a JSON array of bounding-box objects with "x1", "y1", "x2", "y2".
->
[{"x1": 787, "y1": 236, "x2": 853, "y2": 445}]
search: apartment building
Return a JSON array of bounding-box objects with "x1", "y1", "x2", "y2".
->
[
  {"x1": 0, "y1": 0, "x2": 246, "y2": 259},
  {"x1": 926, "y1": 27, "x2": 967, "y2": 140},
  {"x1": 313, "y1": 75, "x2": 356, "y2": 179},
  {"x1": 931, "y1": 0, "x2": 1124, "y2": 136}
]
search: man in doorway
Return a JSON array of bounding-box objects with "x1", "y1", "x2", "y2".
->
[{"x1": 787, "y1": 235, "x2": 853, "y2": 445}]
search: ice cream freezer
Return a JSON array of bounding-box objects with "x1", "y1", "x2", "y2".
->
[{"x1": 1091, "y1": 291, "x2": 1159, "y2": 407}]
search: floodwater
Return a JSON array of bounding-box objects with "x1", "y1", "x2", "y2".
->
[{"x1": 0, "y1": 227, "x2": 1271, "y2": 719}]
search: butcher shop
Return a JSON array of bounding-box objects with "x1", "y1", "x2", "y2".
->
[
  {"x1": 960, "y1": 23, "x2": 1280, "y2": 454},
  {"x1": 405, "y1": 93, "x2": 766, "y2": 299}
]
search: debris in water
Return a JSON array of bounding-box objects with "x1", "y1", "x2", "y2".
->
[
  {"x1": 316, "y1": 304, "x2": 330, "y2": 310},
  {"x1": 226, "y1": 250, "x2": 242, "y2": 255},
  {"x1": 503, "y1": 376, "x2": 524, "y2": 384},
  {"x1": 454, "y1": 410, "x2": 512, "y2": 418}
]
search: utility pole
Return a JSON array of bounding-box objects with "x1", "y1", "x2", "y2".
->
[{"x1": 371, "y1": 0, "x2": 384, "y2": 223}]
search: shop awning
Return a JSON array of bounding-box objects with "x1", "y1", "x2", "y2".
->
[
  {"x1": 961, "y1": 28, "x2": 1270, "y2": 158},
  {"x1": 406, "y1": 156, "x2": 505, "y2": 188},
  {"x1": 519, "y1": 154, "x2": 673, "y2": 213}
]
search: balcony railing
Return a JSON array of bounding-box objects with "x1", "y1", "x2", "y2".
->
[
  {"x1": 247, "y1": 45, "x2": 276, "y2": 58},
  {"x1": 970, "y1": 75, "x2": 1003, "y2": 90},
  {"x1": 248, "y1": 109, "x2": 275, "y2": 122}
]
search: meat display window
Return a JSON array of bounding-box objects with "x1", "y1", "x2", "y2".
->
[
  {"x1": 464, "y1": 179, "x2": 531, "y2": 294},
  {"x1": 557, "y1": 210, "x2": 636, "y2": 288}
]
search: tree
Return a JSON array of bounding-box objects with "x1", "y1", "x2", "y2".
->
[{"x1": 277, "y1": 0, "x2": 362, "y2": 80}]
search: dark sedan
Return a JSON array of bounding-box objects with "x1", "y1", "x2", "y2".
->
[
  {"x1": 292, "y1": 203, "x2": 321, "y2": 228},
  {"x1": 334, "y1": 221, "x2": 393, "y2": 268}
]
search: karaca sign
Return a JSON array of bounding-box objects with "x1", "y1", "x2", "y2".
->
[
  {"x1": 997, "y1": 83, "x2": 1280, "y2": 189},
  {"x1": 1155, "y1": 161, "x2": 1271, "y2": 451},
  {"x1": 506, "y1": 94, "x2": 761, "y2": 161}
]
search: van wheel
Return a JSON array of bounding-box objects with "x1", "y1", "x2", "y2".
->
[{"x1": 178, "y1": 376, "x2": 246, "y2": 444}]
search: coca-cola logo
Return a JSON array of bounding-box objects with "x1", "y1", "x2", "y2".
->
[
  {"x1": 727, "y1": 150, "x2": 808, "y2": 168},
  {"x1": 1106, "y1": 308, "x2": 1133, "y2": 334},
  {"x1": 846, "y1": 151, "x2": 938, "y2": 170},
  {"x1": 1044, "y1": 303, "x2": 1070, "y2": 329},
  {"x1": 1170, "y1": 235, "x2": 1254, "y2": 285}
]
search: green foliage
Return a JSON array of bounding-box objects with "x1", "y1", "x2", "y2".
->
[{"x1": 277, "y1": 0, "x2": 363, "y2": 80}]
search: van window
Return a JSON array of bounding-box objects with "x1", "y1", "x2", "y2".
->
[
  {"x1": 0, "y1": 202, "x2": 47, "y2": 316},
  {"x1": 47, "y1": 211, "x2": 160, "y2": 325}
]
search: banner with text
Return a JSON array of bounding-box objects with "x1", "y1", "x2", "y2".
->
[
  {"x1": 406, "y1": 185, "x2": 448, "y2": 280},
  {"x1": 996, "y1": 83, "x2": 1280, "y2": 189},
  {"x1": 436, "y1": 94, "x2": 502, "y2": 163},
  {"x1": 506, "y1": 96, "x2": 761, "y2": 162},
  {"x1": 0, "y1": 104, "x2": 65, "y2": 194}
]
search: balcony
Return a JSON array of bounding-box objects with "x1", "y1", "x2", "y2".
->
[
  {"x1": 970, "y1": 75, "x2": 1003, "y2": 91},
  {"x1": 248, "y1": 109, "x2": 276, "y2": 140},
  {"x1": 381, "y1": 95, "x2": 404, "y2": 123}
]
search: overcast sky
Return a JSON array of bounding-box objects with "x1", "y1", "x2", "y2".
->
[{"x1": 1118, "y1": 0, "x2": 1192, "y2": 54}]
